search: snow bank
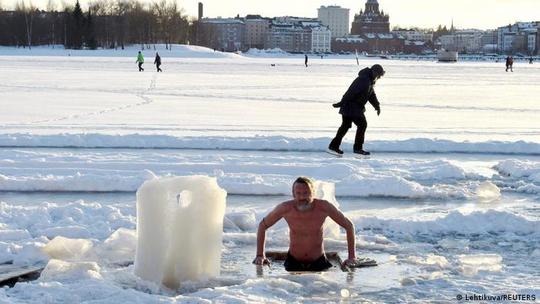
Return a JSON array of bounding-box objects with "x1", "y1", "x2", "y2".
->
[
  {"x1": 1, "y1": 134, "x2": 538, "y2": 155},
  {"x1": 0, "y1": 166, "x2": 472, "y2": 199},
  {"x1": 0, "y1": 199, "x2": 134, "y2": 266},
  {"x1": 222, "y1": 209, "x2": 540, "y2": 251},
  {"x1": 494, "y1": 160, "x2": 540, "y2": 194},
  {"x1": 0, "y1": 150, "x2": 478, "y2": 199},
  {"x1": 336, "y1": 174, "x2": 469, "y2": 199},
  {"x1": 0, "y1": 172, "x2": 145, "y2": 192},
  {"x1": 134, "y1": 175, "x2": 227, "y2": 289},
  {"x1": 244, "y1": 48, "x2": 291, "y2": 57},
  {"x1": 353, "y1": 210, "x2": 539, "y2": 236},
  {"x1": 495, "y1": 160, "x2": 540, "y2": 179},
  {"x1": 0, "y1": 44, "x2": 242, "y2": 59}
]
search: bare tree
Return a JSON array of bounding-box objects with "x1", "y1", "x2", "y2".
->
[
  {"x1": 60, "y1": 1, "x2": 74, "y2": 46},
  {"x1": 46, "y1": 0, "x2": 56, "y2": 11},
  {"x1": 46, "y1": 0, "x2": 57, "y2": 46},
  {"x1": 152, "y1": 0, "x2": 168, "y2": 48},
  {"x1": 89, "y1": 0, "x2": 109, "y2": 47},
  {"x1": 1, "y1": 0, "x2": 191, "y2": 48},
  {"x1": 15, "y1": 1, "x2": 36, "y2": 49},
  {"x1": 153, "y1": 0, "x2": 188, "y2": 49}
]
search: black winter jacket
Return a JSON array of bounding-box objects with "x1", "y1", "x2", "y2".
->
[{"x1": 339, "y1": 68, "x2": 380, "y2": 118}]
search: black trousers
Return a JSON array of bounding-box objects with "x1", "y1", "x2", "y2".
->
[
  {"x1": 329, "y1": 114, "x2": 368, "y2": 151},
  {"x1": 156, "y1": 63, "x2": 162, "y2": 72},
  {"x1": 138, "y1": 62, "x2": 144, "y2": 71},
  {"x1": 284, "y1": 252, "x2": 333, "y2": 272}
]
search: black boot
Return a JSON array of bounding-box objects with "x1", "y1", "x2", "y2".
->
[
  {"x1": 328, "y1": 145, "x2": 344, "y2": 156},
  {"x1": 353, "y1": 149, "x2": 370, "y2": 156}
]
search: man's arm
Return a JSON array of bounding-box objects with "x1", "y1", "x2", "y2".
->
[
  {"x1": 368, "y1": 91, "x2": 381, "y2": 116},
  {"x1": 253, "y1": 203, "x2": 288, "y2": 265},
  {"x1": 323, "y1": 201, "x2": 356, "y2": 261}
]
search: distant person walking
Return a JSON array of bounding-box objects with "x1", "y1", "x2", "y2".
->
[
  {"x1": 136, "y1": 51, "x2": 145, "y2": 72},
  {"x1": 154, "y1": 52, "x2": 162, "y2": 72},
  {"x1": 505, "y1": 56, "x2": 513, "y2": 72},
  {"x1": 529, "y1": 57, "x2": 534, "y2": 64},
  {"x1": 328, "y1": 64, "x2": 385, "y2": 156},
  {"x1": 305, "y1": 54, "x2": 308, "y2": 67}
]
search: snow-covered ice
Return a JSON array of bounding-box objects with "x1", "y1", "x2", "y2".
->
[{"x1": 0, "y1": 45, "x2": 538, "y2": 302}]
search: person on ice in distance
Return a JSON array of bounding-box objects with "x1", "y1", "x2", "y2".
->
[
  {"x1": 328, "y1": 64, "x2": 385, "y2": 156},
  {"x1": 253, "y1": 177, "x2": 358, "y2": 271},
  {"x1": 505, "y1": 56, "x2": 513, "y2": 72},
  {"x1": 305, "y1": 54, "x2": 308, "y2": 67},
  {"x1": 136, "y1": 51, "x2": 145, "y2": 72},
  {"x1": 154, "y1": 52, "x2": 162, "y2": 72}
]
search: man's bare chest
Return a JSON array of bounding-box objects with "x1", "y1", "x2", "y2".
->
[{"x1": 284, "y1": 211, "x2": 327, "y2": 234}]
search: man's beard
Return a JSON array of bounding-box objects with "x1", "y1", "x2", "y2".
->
[{"x1": 296, "y1": 199, "x2": 313, "y2": 211}]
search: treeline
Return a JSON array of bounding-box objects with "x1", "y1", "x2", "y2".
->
[{"x1": 0, "y1": 0, "x2": 192, "y2": 49}]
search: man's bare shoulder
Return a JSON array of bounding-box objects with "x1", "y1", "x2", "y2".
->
[
  {"x1": 273, "y1": 200, "x2": 295, "y2": 213},
  {"x1": 313, "y1": 199, "x2": 338, "y2": 212}
]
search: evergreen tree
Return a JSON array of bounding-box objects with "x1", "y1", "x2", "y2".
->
[
  {"x1": 433, "y1": 24, "x2": 450, "y2": 41},
  {"x1": 85, "y1": 9, "x2": 97, "y2": 49},
  {"x1": 70, "y1": 0, "x2": 83, "y2": 48}
]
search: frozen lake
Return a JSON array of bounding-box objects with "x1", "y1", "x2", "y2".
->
[
  {"x1": 0, "y1": 50, "x2": 539, "y2": 302},
  {"x1": 1, "y1": 53, "x2": 539, "y2": 142}
]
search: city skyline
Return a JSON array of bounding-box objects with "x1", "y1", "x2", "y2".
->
[{"x1": 1, "y1": 0, "x2": 539, "y2": 30}]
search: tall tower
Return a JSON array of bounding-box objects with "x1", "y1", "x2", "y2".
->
[
  {"x1": 198, "y1": 2, "x2": 203, "y2": 20},
  {"x1": 318, "y1": 6, "x2": 350, "y2": 38}
]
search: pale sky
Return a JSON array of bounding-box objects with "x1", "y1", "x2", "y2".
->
[{"x1": 3, "y1": 0, "x2": 539, "y2": 30}]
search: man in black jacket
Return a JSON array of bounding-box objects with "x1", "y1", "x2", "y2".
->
[
  {"x1": 154, "y1": 52, "x2": 162, "y2": 72},
  {"x1": 328, "y1": 64, "x2": 385, "y2": 156}
]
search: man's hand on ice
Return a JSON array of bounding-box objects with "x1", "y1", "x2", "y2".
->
[
  {"x1": 253, "y1": 255, "x2": 271, "y2": 266},
  {"x1": 342, "y1": 258, "x2": 357, "y2": 267}
]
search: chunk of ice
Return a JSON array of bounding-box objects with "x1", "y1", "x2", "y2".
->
[
  {"x1": 458, "y1": 254, "x2": 503, "y2": 276},
  {"x1": 39, "y1": 259, "x2": 102, "y2": 281},
  {"x1": 315, "y1": 181, "x2": 340, "y2": 239},
  {"x1": 476, "y1": 181, "x2": 501, "y2": 202},
  {"x1": 97, "y1": 228, "x2": 137, "y2": 264},
  {"x1": 42, "y1": 236, "x2": 93, "y2": 260},
  {"x1": 134, "y1": 175, "x2": 227, "y2": 289}
]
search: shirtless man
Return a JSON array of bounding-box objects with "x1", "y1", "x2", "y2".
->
[{"x1": 253, "y1": 177, "x2": 357, "y2": 271}]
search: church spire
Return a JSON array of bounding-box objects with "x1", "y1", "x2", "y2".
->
[
  {"x1": 352, "y1": 0, "x2": 390, "y2": 35},
  {"x1": 365, "y1": 0, "x2": 380, "y2": 14}
]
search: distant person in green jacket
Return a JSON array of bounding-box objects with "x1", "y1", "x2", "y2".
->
[{"x1": 136, "y1": 51, "x2": 144, "y2": 72}]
